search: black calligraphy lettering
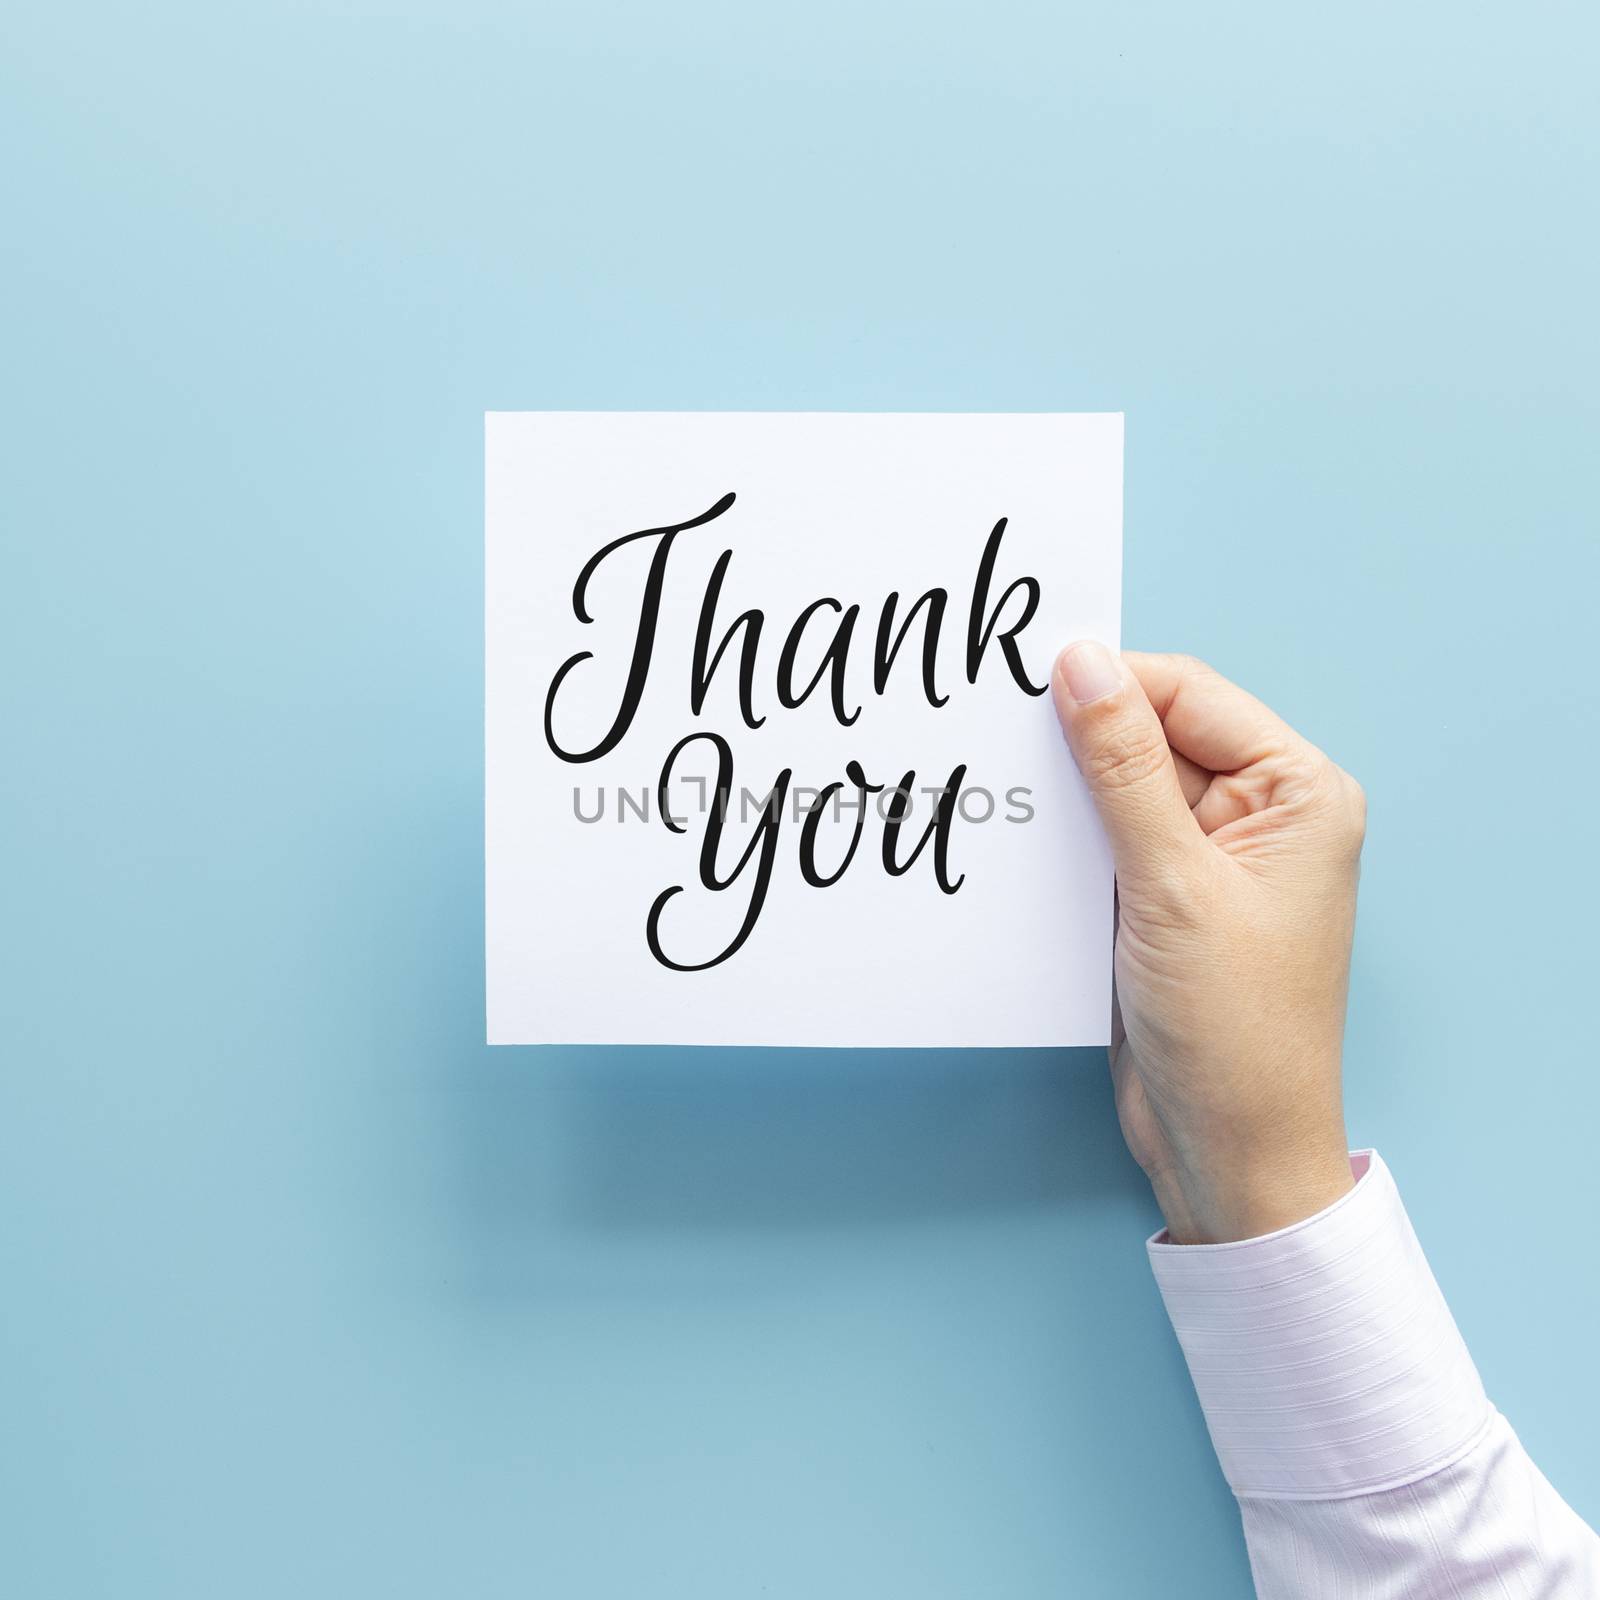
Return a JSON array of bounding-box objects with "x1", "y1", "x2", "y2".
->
[
  {"x1": 544, "y1": 493, "x2": 737, "y2": 763},
  {"x1": 647, "y1": 731, "x2": 791, "y2": 972},
  {"x1": 874, "y1": 587, "x2": 949, "y2": 707},
  {"x1": 777, "y1": 598, "x2": 862, "y2": 726},
  {"x1": 880, "y1": 764, "x2": 966, "y2": 893},
  {"x1": 965, "y1": 518, "x2": 1048, "y2": 696},
  {"x1": 690, "y1": 549, "x2": 767, "y2": 732}
]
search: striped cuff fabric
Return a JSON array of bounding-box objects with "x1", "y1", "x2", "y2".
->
[{"x1": 1148, "y1": 1151, "x2": 1492, "y2": 1501}]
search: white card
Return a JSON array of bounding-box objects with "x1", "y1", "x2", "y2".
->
[{"x1": 486, "y1": 412, "x2": 1121, "y2": 1047}]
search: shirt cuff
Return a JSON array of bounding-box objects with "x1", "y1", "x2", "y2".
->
[{"x1": 1147, "y1": 1150, "x2": 1492, "y2": 1500}]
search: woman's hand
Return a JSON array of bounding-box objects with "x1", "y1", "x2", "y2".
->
[{"x1": 1051, "y1": 644, "x2": 1365, "y2": 1244}]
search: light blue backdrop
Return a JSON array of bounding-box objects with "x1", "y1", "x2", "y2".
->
[{"x1": 4, "y1": 4, "x2": 1597, "y2": 1596}]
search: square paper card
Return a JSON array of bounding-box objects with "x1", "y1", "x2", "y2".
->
[{"x1": 486, "y1": 412, "x2": 1121, "y2": 1047}]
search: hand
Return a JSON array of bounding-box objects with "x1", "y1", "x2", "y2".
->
[{"x1": 1051, "y1": 644, "x2": 1364, "y2": 1244}]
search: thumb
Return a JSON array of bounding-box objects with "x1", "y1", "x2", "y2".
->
[{"x1": 1051, "y1": 641, "x2": 1202, "y2": 886}]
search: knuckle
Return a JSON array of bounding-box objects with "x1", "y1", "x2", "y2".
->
[
  {"x1": 1307, "y1": 759, "x2": 1366, "y2": 849},
  {"x1": 1082, "y1": 719, "x2": 1171, "y2": 793},
  {"x1": 1140, "y1": 858, "x2": 1203, "y2": 918},
  {"x1": 1339, "y1": 771, "x2": 1368, "y2": 840},
  {"x1": 1154, "y1": 651, "x2": 1215, "y2": 691},
  {"x1": 1273, "y1": 743, "x2": 1328, "y2": 805},
  {"x1": 1121, "y1": 851, "x2": 1211, "y2": 927}
]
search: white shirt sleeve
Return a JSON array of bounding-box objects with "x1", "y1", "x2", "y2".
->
[{"x1": 1148, "y1": 1151, "x2": 1600, "y2": 1598}]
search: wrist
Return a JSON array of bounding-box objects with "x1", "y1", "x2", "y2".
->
[{"x1": 1152, "y1": 1146, "x2": 1356, "y2": 1245}]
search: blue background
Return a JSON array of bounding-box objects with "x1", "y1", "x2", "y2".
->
[{"x1": 4, "y1": 3, "x2": 1597, "y2": 1595}]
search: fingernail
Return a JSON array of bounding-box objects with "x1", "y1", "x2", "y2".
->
[{"x1": 1056, "y1": 641, "x2": 1122, "y2": 706}]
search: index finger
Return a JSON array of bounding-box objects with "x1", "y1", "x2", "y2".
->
[{"x1": 1123, "y1": 652, "x2": 1305, "y2": 775}]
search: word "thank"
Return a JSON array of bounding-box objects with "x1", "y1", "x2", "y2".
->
[{"x1": 542, "y1": 492, "x2": 1049, "y2": 764}]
